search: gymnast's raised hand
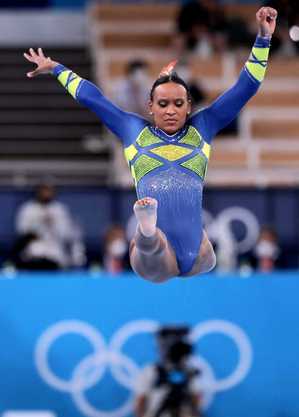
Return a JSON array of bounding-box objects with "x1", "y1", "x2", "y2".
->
[{"x1": 24, "y1": 47, "x2": 58, "y2": 77}]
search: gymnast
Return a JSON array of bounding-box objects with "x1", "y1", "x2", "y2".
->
[{"x1": 24, "y1": 7, "x2": 277, "y2": 283}]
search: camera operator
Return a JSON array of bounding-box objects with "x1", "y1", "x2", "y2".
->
[{"x1": 134, "y1": 326, "x2": 203, "y2": 417}]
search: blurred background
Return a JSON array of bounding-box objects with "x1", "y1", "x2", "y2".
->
[{"x1": 0, "y1": 0, "x2": 299, "y2": 416}]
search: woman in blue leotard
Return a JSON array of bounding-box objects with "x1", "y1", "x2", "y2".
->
[{"x1": 24, "y1": 6, "x2": 277, "y2": 283}]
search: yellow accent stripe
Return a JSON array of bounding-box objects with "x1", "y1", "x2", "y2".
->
[
  {"x1": 135, "y1": 127, "x2": 148, "y2": 144},
  {"x1": 57, "y1": 70, "x2": 71, "y2": 87},
  {"x1": 57, "y1": 70, "x2": 82, "y2": 98},
  {"x1": 202, "y1": 142, "x2": 211, "y2": 159},
  {"x1": 150, "y1": 145, "x2": 192, "y2": 161},
  {"x1": 246, "y1": 45, "x2": 269, "y2": 82},
  {"x1": 179, "y1": 125, "x2": 202, "y2": 147},
  {"x1": 133, "y1": 154, "x2": 163, "y2": 182},
  {"x1": 124, "y1": 144, "x2": 138, "y2": 162},
  {"x1": 252, "y1": 47, "x2": 269, "y2": 61},
  {"x1": 68, "y1": 77, "x2": 81, "y2": 98},
  {"x1": 246, "y1": 62, "x2": 266, "y2": 82},
  {"x1": 181, "y1": 154, "x2": 207, "y2": 179}
]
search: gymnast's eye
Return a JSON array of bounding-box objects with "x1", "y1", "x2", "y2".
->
[
  {"x1": 158, "y1": 100, "x2": 168, "y2": 108},
  {"x1": 175, "y1": 99, "x2": 184, "y2": 107}
]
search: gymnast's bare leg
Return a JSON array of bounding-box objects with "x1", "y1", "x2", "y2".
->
[
  {"x1": 129, "y1": 197, "x2": 216, "y2": 283},
  {"x1": 129, "y1": 197, "x2": 179, "y2": 283}
]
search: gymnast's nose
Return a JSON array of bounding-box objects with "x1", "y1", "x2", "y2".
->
[{"x1": 165, "y1": 105, "x2": 177, "y2": 116}]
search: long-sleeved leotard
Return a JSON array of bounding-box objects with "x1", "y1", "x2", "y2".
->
[{"x1": 53, "y1": 36, "x2": 270, "y2": 275}]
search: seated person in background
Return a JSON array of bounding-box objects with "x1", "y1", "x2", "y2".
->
[
  {"x1": 14, "y1": 183, "x2": 86, "y2": 270},
  {"x1": 175, "y1": 0, "x2": 253, "y2": 57},
  {"x1": 101, "y1": 224, "x2": 130, "y2": 274},
  {"x1": 241, "y1": 225, "x2": 281, "y2": 273},
  {"x1": 111, "y1": 60, "x2": 152, "y2": 187},
  {"x1": 175, "y1": 0, "x2": 216, "y2": 57},
  {"x1": 113, "y1": 60, "x2": 151, "y2": 118},
  {"x1": 254, "y1": 225, "x2": 281, "y2": 272}
]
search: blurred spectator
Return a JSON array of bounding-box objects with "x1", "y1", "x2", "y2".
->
[
  {"x1": 113, "y1": 59, "x2": 151, "y2": 118},
  {"x1": 134, "y1": 325, "x2": 204, "y2": 417},
  {"x1": 241, "y1": 225, "x2": 281, "y2": 273},
  {"x1": 254, "y1": 225, "x2": 281, "y2": 272},
  {"x1": 14, "y1": 184, "x2": 86, "y2": 270},
  {"x1": 175, "y1": 0, "x2": 215, "y2": 58},
  {"x1": 102, "y1": 224, "x2": 129, "y2": 274},
  {"x1": 111, "y1": 60, "x2": 151, "y2": 188},
  {"x1": 175, "y1": 0, "x2": 253, "y2": 58}
]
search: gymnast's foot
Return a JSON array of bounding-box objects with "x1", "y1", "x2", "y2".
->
[{"x1": 134, "y1": 197, "x2": 158, "y2": 238}]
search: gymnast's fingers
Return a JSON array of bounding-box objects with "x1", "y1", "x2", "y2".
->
[
  {"x1": 26, "y1": 68, "x2": 41, "y2": 78},
  {"x1": 29, "y1": 47, "x2": 39, "y2": 58},
  {"x1": 23, "y1": 51, "x2": 36, "y2": 63},
  {"x1": 38, "y1": 47, "x2": 46, "y2": 58}
]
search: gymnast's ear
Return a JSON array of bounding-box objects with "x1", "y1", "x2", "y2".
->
[
  {"x1": 187, "y1": 99, "x2": 192, "y2": 115},
  {"x1": 148, "y1": 100, "x2": 153, "y2": 115}
]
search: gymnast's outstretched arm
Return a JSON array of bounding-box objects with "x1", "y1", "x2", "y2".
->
[
  {"x1": 189, "y1": 6, "x2": 277, "y2": 143},
  {"x1": 23, "y1": 48, "x2": 147, "y2": 147}
]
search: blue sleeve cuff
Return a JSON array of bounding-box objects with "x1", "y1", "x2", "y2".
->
[
  {"x1": 52, "y1": 64, "x2": 66, "y2": 77},
  {"x1": 254, "y1": 35, "x2": 271, "y2": 48}
]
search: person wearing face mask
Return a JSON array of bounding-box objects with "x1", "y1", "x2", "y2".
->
[
  {"x1": 254, "y1": 226, "x2": 280, "y2": 272},
  {"x1": 24, "y1": 7, "x2": 277, "y2": 283},
  {"x1": 14, "y1": 184, "x2": 86, "y2": 270},
  {"x1": 113, "y1": 60, "x2": 151, "y2": 118},
  {"x1": 102, "y1": 225, "x2": 129, "y2": 274},
  {"x1": 110, "y1": 60, "x2": 152, "y2": 188}
]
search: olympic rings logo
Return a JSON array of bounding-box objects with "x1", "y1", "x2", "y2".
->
[
  {"x1": 203, "y1": 206, "x2": 260, "y2": 254},
  {"x1": 35, "y1": 319, "x2": 253, "y2": 417}
]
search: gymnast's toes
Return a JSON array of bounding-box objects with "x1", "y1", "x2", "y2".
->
[{"x1": 134, "y1": 197, "x2": 158, "y2": 211}]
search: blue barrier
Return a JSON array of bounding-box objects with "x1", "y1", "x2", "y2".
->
[
  {"x1": 0, "y1": 187, "x2": 298, "y2": 267},
  {"x1": 0, "y1": 271, "x2": 298, "y2": 417}
]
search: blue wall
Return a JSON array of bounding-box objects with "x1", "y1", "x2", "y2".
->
[
  {"x1": 1, "y1": 186, "x2": 298, "y2": 266},
  {"x1": 0, "y1": 271, "x2": 298, "y2": 417}
]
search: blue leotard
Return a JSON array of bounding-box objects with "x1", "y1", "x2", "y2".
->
[{"x1": 53, "y1": 36, "x2": 270, "y2": 275}]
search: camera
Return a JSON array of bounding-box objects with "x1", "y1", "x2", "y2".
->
[
  {"x1": 153, "y1": 326, "x2": 201, "y2": 417},
  {"x1": 157, "y1": 325, "x2": 191, "y2": 363}
]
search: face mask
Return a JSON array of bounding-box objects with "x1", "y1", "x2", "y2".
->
[
  {"x1": 255, "y1": 240, "x2": 279, "y2": 260},
  {"x1": 130, "y1": 69, "x2": 148, "y2": 84},
  {"x1": 108, "y1": 239, "x2": 127, "y2": 257}
]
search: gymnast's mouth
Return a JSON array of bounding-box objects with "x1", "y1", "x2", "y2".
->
[{"x1": 164, "y1": 119, "x2": 178, "y2": 123}]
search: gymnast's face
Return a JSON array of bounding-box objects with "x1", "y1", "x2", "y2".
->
[{"x1": 149, "y1": 82, "x2": 191, "y2": 135}]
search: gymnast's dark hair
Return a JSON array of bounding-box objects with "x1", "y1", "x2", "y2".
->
[{"x1": 150, "y1": 71, "x2": 192, "y2": 101}]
